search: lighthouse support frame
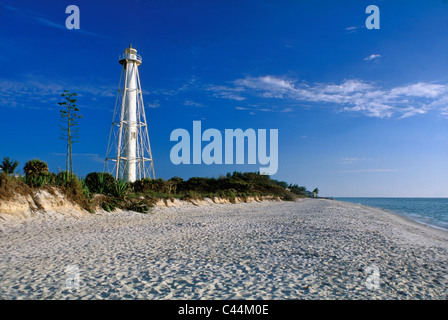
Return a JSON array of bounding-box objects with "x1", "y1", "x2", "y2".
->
[{"x1": 104, "y1": 46, "x2": 155, "y2": 182}]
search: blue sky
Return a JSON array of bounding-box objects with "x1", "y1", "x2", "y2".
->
[{"x1": 0, "y1": 0, "x2": 447, "y2": 197}]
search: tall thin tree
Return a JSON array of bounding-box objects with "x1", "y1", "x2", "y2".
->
[{"x1": 59, "y1": 90, "x2": 82, "y2": 177}]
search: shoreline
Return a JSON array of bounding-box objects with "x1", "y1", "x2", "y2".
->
[
  {"x1": 333, "y1": 198, "x2": 448, "y2": 234},
  {"x1": 1, "y1": 198, "x2": 447, "y2": 299},
  {"x1": 327, "y1": 199, "x2": 448, "y2": 242}
]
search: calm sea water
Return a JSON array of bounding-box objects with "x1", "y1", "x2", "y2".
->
[{"x1": 335, "y1": 198, "x2": 448, "y2": 231}]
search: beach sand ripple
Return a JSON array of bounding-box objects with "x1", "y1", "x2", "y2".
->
[{"x1": 0, "y1": 199, "x2": 447, "y2": 299}]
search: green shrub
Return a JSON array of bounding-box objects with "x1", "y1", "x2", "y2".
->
[
  {"x1": 167, "y1": 176, "x2": 183, "y2": 194},
  {"x1": 55, "y1": 171, "x2": 70, "y2": 185},
  {"x1": 281, "y1": 191, "x2": 297, "y2": 201},
  {"x1": 24, "y1": 159, "x2": 49, "y2": 181},
  {"x1": 79, "y1": 177, "x2": 91, "y2": 199},
  {"x1": 60, "y1": 175, "x2": 94, "y2": 212},
  {"x1": 125, "y1": 198, "x2": 153, "y2": 213},
  {"x1": 132, "y1": 178, "x2": 168, "y2": 194},
  {"x1": 101, "y1": 198, "x2": 119, "y2": 212},
  {"x1": 85, "y1": 172, "x2": 116, "y2": 195},
  {"x1": 177, "y1": 177, "x2": 212, "y2": 193},
  {"x1": 26, "y1": 172, "x2": 55, "y2": 188},
  {"x1": 216, "y1": 177, "x2": 250, "y2": 193}
]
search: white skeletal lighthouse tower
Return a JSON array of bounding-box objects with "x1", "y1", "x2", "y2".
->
[{"x1": 105, "y1": 45, "x2": 155, "y2": 182}]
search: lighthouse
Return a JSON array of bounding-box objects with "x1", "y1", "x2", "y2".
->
[{"x1": 105, "y1": 45, "x2": 155, "y2": 182}]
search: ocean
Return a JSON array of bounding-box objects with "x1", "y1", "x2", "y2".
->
[{"x1": 335, "y1": 198, "x2": 448, "y2": 232}]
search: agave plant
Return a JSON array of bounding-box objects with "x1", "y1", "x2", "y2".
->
[
  {"x1": 79, "y1": 177, "x2": 91, "y2": 199},
  {"x1": 27, "y1": 172, "x2": 54, "y2": 188},
  {"x1": 97, "y1": 173, "x2": 106, "y2": 194},
  {"x1": 56, "y1": 171, "x2": 69, "y2": 186},
  {"x1": 101, "y1": 199, "x2": 118, "y2": 212},
  {"x1": 114, "y1": 179, "x2": 129, "y2": 198}
]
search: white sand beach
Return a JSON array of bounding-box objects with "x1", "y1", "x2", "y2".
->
[{"x1": 0, "y1": 198, "x2": 447, "y2": 299}]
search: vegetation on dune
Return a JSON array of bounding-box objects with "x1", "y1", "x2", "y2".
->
[
  {"x1": 0, "y1": 172, "x2": 43, "y2": 211},
  {"x1": 23, "y1": 159, "x2": 54, "y2": 188},
  {"x1": 85, "y1": 172, "x2": 116, "y2": 195},
  {"x1": 0, "y1": 157, "x2": 318, "y2": 214}
]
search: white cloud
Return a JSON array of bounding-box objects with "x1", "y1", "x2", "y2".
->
[
  {"x1": 441, "y1": 107, "x2": 448, "y2": 118},
  {"x1": 339, "y1": 157, "x2": 374, "y2": 165},
  {"x1": 234, "y1": 76, "x2": 295, "y2": 98},
  {"x1": 345, "y1": 26, "x2": 364, "y2": 34},
  {"x1": 206, "y1": 85, "x2": 246, "y2": 101},
  {"x1": 390, "y1": 82, "x2": 447, "y2": 98},
  {"x1": 318, "y1": 80, "x2": 374, "y2": 94},
  {"x1": 339, "y1": 169, "x2": 400, "y2": 173},
  {"x1": 218, "y1": 75, "x2": 448, "y2": 118},
  {"x1": 364, "y1": 54, "x2": 382, "y2": 61},
  {"x1": 147, "y1": 101, "x2": 160, "y2": 109},
  {"x1": 0, "y1": 77, "x2": 115, "y2": 110},
  {"x1": 235, "y1": 104, "x2": 293, "y2": 114},
  {"x1": 51, "y1": 153, "x2": 104, "y2": 163},
  {"x1": 184, "y1": 100, "x2": 204, "y2": 107},
  {"x1": 398, "y1": 106, "x2": 427, "y2": 119}
]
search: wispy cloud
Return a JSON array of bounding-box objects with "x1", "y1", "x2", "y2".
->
[
  {"x1": 234, "y1": 104, "x2": 292, "y2": 114},
  {"x1": 184, "y1": 100, "x2": 204, "y2": 107},
  {"x1": 34, "y1": 17, "x2": 67, "y2": 31},
  {"x1": 206, "y1": 85, "x2": 246, "y2": 101},
  {"x1": 345, "y1": 26, "x2": 364, "y2": 33},
  {"x1": 210, "y1": 75, "x2": 448, "y2": 118},
  {"x1": 51, "y1": 153, "x2": 104, "y2": 163},
  {"x1": 147, "y1": 101, "x2": 160, "y2": 109},
  {"x1": 338, "y1": 157, "x2": 374, "y2": 165},
  {"x1": 338, "y1": 169, "x2": 400, "y2": 173},
  {"x1": 346, "y1": 26, "x2": 358, "y2": 31},
  {"x1": 0, "y1": 77, "x2": 115, "y2": 110},
  {"x1": 364, "y1": 54, "x2": 381, "y2": 61}
]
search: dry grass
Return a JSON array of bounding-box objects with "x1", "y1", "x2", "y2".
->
[{"x1": 0, "y1": 173, "x2": 44, "y2": 210}]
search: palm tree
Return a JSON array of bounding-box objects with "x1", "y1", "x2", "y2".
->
[
  {"x1": 313, "y1": 188, "x2": 319, "y2": 197},
  {"x1": 0, "y1": 157, "x2": 19, "y2": 175}
]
